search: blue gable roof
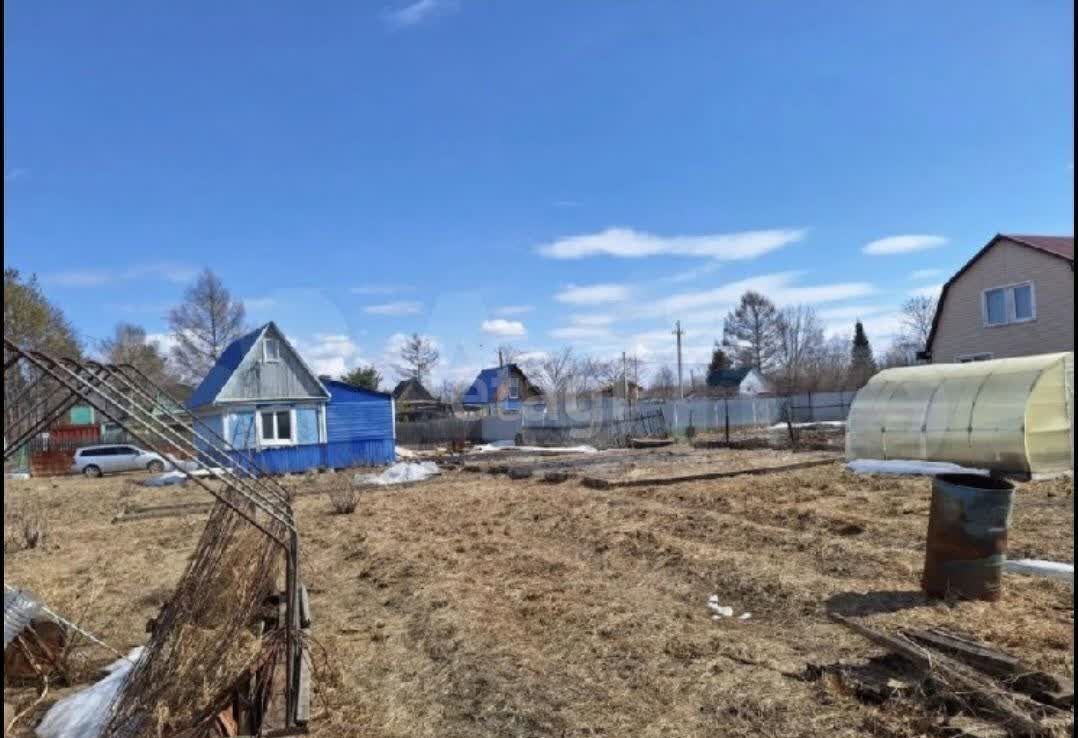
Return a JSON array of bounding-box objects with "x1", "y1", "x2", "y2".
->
[
  {"x1": 461, "y1": 364, "x2": 537, "y2": 408},
  {"x1": 187, "y1": 325, "x2": 266, "y2": 409}
]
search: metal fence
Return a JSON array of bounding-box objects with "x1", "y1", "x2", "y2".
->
[{"x1": 520, "y1": 409, "x2": 667, "y2": 449}]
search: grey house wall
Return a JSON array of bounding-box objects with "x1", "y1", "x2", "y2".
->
[{"x1": 217, "y1": 327, "x2": 326, "y2": 402}]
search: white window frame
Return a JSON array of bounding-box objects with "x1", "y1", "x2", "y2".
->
[
  {"x1": 256, "y1": 407, "x2": 296, "y2": 447},
  {"x1": 956, "y1": 352, "x2": 994, "y2": 363},
  {"x1": 982, "y1": 281, "x2": 1036, "y2": 328},
  {"x1": 262, "y1": 338, "x2": 282, "y2": 363},
  {"x1": 508, "y1": 376, "x2": 522, "y2": 401}
]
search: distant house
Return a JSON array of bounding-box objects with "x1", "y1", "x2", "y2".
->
[
  {"x1": 461, "y1": 363, "x2": 543, "y2": 415},
  {"x1": 392, "y1": 378, "x2": 451, "y2": 421},
  {"x1": 923, "y1": 234, "x2": 1074, "y2": 363},
  {"x1": 598, "y1": 380, "x2": 643, "y2": 402},
  {"x1": 689, "y1": 368, "x2": 772, "y2": 398},
  {"x1": 187, "y1": 321, "x2": 395, "y2": 473}
]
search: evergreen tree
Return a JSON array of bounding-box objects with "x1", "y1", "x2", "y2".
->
[
  {"x1": 849, "y1": 320, "x2": 878, "y2": 387},
  {"x1": 340, "y1": 364, "x2": 383, "y2": 391},
  {"x1": 721, "y1": 291, "x2": 783, "y2": 372},
  {"x1": 705, "y1": 342, "x2": 731, "y2": 386}
]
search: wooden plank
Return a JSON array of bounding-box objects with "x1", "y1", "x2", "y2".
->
[
  {"x1": 111, "y1": 501, "x2": 214, "y2": 523},
  {"x1": 295, "y1": 640, "x2": 312, "y2": 725},
  {"x1": 582, "y1": 457, "x2": 840, "y2": 489},
  {"x1": 299, "y1": 585, "x2": 311, "y2": 629},
  {"x1": 904, "y1": 628, "x2": 1073, "y2": 709},
  {"x1": 829, "y1": 614, "x2": 1060, "y2": 737}
]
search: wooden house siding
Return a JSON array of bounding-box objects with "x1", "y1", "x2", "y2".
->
[
  {"x1": 217, "y1": 328, "x2": 326, "y2": 403},
  {"x1": 931, "y1": 240, "x2": 1074, "y2": 362}
]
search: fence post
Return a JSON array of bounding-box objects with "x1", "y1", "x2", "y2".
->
[{"x1": 724, "y1": 396, "x2": 730, "y2": 444}]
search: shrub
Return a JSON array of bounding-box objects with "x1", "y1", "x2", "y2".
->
[
  {"x1": 328, "y1": 487, "x2": 358, "y2": 515},
  {"x1": 4, "y1": 502, "x2": 48, "y2": 552}
]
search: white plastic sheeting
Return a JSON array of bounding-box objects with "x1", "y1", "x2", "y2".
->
[
  {"x1": 1003, "y1": 559, "x2": 1074, "y2": 586},
  {"x1": 846, "y1": 352, "x2": 1074, "y2": 475},
  {"x1": 36, "y1": 648, "x2": 144, "y2": 738},
  {"x1": 846, "y1": 459, "x2": 989, "y2": 477}
]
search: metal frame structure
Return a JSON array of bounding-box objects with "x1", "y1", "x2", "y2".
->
[{"x1": 3, "y1": 338, "x2": 308, "y2": 732}]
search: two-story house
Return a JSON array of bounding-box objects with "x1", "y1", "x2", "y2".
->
[{"x1": 922, "y1": 234, "x2": 1073, "y2": 363}]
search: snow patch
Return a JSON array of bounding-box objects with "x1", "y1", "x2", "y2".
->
[
  {"x1": 473, "y1": 441, "x2": 598, "y2": 454},
  {"x1": 846, "y1": 459, "x2": 989, "y2": 477},
  {"x1": 355, "y1": 462, "x2": 440, "y2": 486},
  {"x1": 142, "y1": 467, "x2": 228, "y2": 487},
  {"x1": 36, "y1": 648, "x2": 144, "y2": 738},
  {"x1": 395, "y1": 446, "x2": 417, "y2": 459},
  {"x1": 769, "y1": 421, "x2": 847, "y2": 430}
]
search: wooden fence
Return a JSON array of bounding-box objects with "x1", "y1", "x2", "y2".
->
[{"x1": 395, "y1": 418, "x2": 484, "y2": 449}]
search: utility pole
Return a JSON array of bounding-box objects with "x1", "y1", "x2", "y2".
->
[{"x1": 673, "y1": 320, "x2": 684, "y2": 399}]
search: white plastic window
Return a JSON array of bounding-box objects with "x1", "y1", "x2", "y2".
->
[
  {"x1": 984, "y1": 282, "x2": 1035, "y2": 326},
  {"x1": 259, "y1": 409, "x2": 293, "y2": 445}
]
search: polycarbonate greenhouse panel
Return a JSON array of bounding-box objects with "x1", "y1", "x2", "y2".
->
[{"x1": 846, "y1": 352, "x2": 1074, "y2": 476}]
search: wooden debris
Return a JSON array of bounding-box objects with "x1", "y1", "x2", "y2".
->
[
  {"x1": 627, "y1": 437, "x2": 674, "y2": 449},
  {"x1": 828, "y1": 613, "x2": 1066, "y2": 737},
  {"x1": 583, "y1": 457, "x2": 839, "y2": 489},
  {"x1": 903, "y1": 628, "x2": 1073, "y2": 710}
]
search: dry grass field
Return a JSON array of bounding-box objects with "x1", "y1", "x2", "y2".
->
[{"x1": 4, "y1": 448, "x2": 1073, "y2": 737}]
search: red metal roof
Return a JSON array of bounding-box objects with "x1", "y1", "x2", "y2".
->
[{"x1": 1001, "y1": 234, "x2": 1074, "y2": 261}]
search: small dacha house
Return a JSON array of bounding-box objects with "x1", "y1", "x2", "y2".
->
[
  {"x1": 689, "y1": 368, "x2": 772, "y2": 398},
  {"x1": 461, "y1": 363, "x2": 543, "y2": 415},
  {"x1": 187, "y1": 322, "x2": 395, "y2": 473},
  {"x1": 922, "y1": 234, "x2": 1073, "y2": 363}
]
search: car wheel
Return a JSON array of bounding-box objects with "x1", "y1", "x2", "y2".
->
[
  {"x1": 83, "y1": 465, "x2": 102, "y2": 478},
  {"x1": 147, "y1": 460, "x2": 165, "y2": 473}
]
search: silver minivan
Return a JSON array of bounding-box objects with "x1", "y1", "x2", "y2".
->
[{"x1": 71, "y1": 445, "x2": 168, "y2": 477}]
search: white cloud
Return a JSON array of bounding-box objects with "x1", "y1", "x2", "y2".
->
[
  {"x1": 146, "y1": 332, "x2": 179, "y2": 356},
  {"x1": 549, "y1": 325, "x2": 612, "y2": 340},
  {"x1": 481, "y1": 319, "x2": 527, "y2": 337},
  {"x1": 43, "y1": 262, "x2": 198, "y2": 288},
  {"x1": 350, "y1": 284, "x2": 408, "y2": 295},
  {"x1": 537, "y1": 226, "x2": 806, "y2": 261},
  {"x1": 384, "y1": 0, "x2": 456, "y2": 27},
  {"x1": 296, "y1": 333, "x2": 364, "y2": 378},
  {"x1": 909, "y1": 268, "x2": 944, "y2": 281},
  {"x1": 494, "y1": 304, "x2": 534, "y2": 316},
  {"x1": 863, "y1": 234, "x2": 948, "y2": 255},
  {"x1": 363, "y1": 301, "x2": 423, "y2": 316},
  {"x1": 823, "y1": 312, "x2": 904, "y2": 342},
  {"x1": 646, "y1": 272, "x2": 875, "y2": 316},
  {"x1": 817, "y1": 304, "x2": 892, "y2": 321},
  {"x1": 244, "y1": 297, "x2": 276, "y2": 311},
  {"x1": 554, "y1": 283, "x2": 630, "y2": 305},
  {"x1": 910, "y1": 283, "x2": 944, "y2": 298},
  {"x1": 569, "y1": 313, "x2": 616, "y2": 326},
  {"x1": 665, "y1": 261, "x2": 723, "y2": 283}
]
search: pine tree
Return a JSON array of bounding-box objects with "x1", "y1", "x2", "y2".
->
[
  {"x1": 849, "y1": 320, "x2": 877, "y2": 387},
  {"x1": 721, "y1": 291, "x2": 783, "y2": 372},
  {"x1": 340, "y1": 364, "x2": 382, "y2": 391},
  {"x1": 705, "y1": 342, "x2": 731, "y2": 386}
]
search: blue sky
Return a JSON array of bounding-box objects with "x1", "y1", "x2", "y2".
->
[{"x1": 5, "y1": 1, "x2": 1073, "y2": 387}]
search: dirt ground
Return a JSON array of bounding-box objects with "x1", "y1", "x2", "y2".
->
[{"x1": 4, "y1": 449, "x2": 1073, "y2": 737}]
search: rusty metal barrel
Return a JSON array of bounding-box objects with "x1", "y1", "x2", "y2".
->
[{"x1": 922, "y1": 473, "x2": 1015, "y2": 601}]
